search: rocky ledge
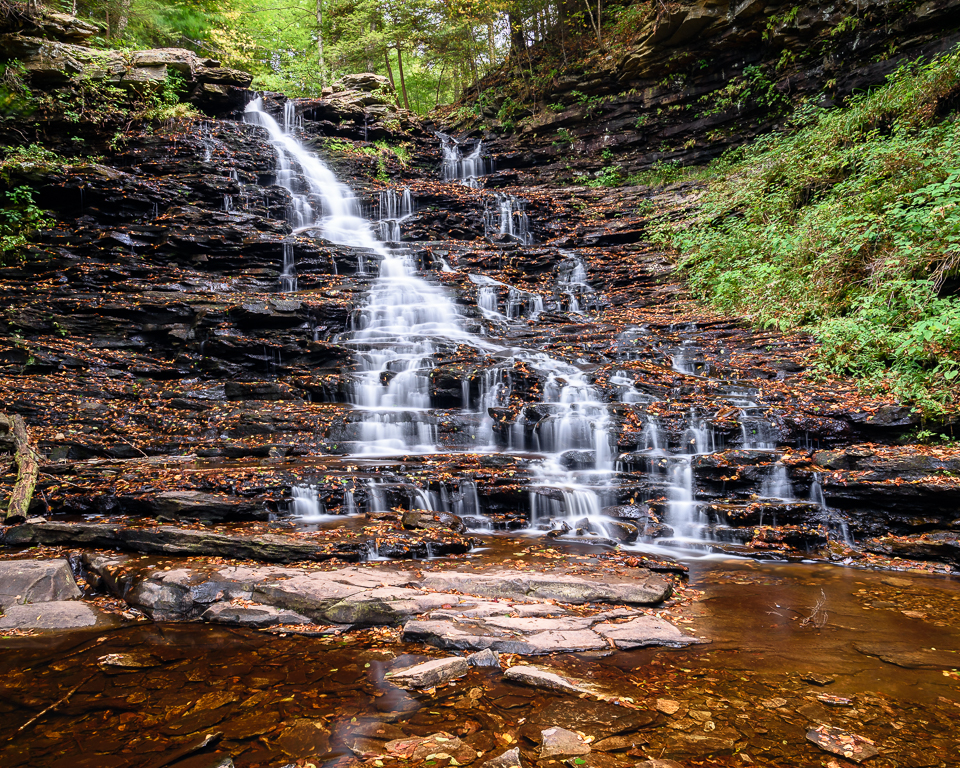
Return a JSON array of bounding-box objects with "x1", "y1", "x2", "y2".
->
[{"x1": 58, "y1": 556, "x2": 697, "y2": 654}]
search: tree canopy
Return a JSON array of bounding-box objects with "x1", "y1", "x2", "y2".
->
[{"x1": 51, "y1": 0, "x2": 630, "y2": 112}]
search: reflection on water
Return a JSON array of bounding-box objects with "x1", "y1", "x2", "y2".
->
[{"x1": 1, "y1": 556, "x2": 958, "y2": 767}]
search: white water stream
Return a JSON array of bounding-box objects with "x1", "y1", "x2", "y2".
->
[{"x1": 251, "y1": 100, "x2": 738, "y2": 554}]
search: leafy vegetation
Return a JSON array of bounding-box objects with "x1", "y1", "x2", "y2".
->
[
  {"x1": 666, "y1": 48, "x2": 960, "y2": 413},
  {"x1": 0, "y1": 186, "x2": 52, "y2": 264}
]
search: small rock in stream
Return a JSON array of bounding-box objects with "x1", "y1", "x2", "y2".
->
[
  {"x1": 467, "y1": 648, "x2": 501, "y2": 668},
  {"x1": 481, "y1": 747, "x2": 521, "y2": 768},
  {"x1": 806, "y1": 725, "x2": 879, "y2": 763},
  {"x1": 385, "y1": 732, "x2": 478, "y2": 764},
  {"x1": 540, "y1": 727, "x2": 591, "y2": 759},
  {"x1": 385, "y1": 657, "x2": 470, "y2": 689},
  {"x1": 801, "y1": 673, "x2": 835, "y2": 686},
  {"x1": 503, "y1": 665, "x2": 590, "y2": 695}
]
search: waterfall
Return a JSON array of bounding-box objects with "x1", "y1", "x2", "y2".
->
[
  {"x1": 470, "y1": 274, "x2": 543, "y2": 322},
  {"x1": 485, "y1": 194, "x2": 533, "y2": 245},
  {"x1": 557, "y1": 253, "x2": 595, "y2": 313},
  {"x1": 524, "y1": 352, "x2": 614, "y2": 532},
  {"x1": 760, "y1": 462, "x2": 794, "y2": 500},
  {"x1": 810, "y1": 472, "x2": 852, "y2": 545},
  {"x1": 280, "y1": 242, "x2": 297, "y2": 293},
  {"x1": 376, "y1": 188, "x2": 415, "y2": 243},
  {"x1": 438, "y1": 133, "x2": 488, "y2": 187},
  {"x1": 245, "y1": 97, "x2": 384, "y2": 253},
  {"x1": 662, "y1": 411, "x2": 717, "y2": 546}
]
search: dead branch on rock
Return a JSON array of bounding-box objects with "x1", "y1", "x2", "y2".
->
[
  {"x1": 1, "y1": 414, "x2": 40, "y2": 524},
  {"x1": 800, "y1": 589, "x2": 829, "y2": 628}
]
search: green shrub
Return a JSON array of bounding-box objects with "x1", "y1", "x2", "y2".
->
[
  {"x1": 668, "y1": 47, "x2": 960, "y2": 413},
  {"x1": 0, "y1": 186, "x2": 52, "y2": 264}
]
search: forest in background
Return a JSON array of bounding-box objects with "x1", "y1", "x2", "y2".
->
[{"x1": 46, "y1": 0, "x2": 625, "y2": 112}]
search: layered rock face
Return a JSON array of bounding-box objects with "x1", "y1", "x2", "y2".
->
[
  {"x1": 456, "y1": 0, "x2": 960, "y2": 183},
  {"x1": 0, "y1": 96, "x2": 956, "y2": 569},
  {"x1": 0, "y1": 7, "x2": 957, "y2": 572},
  {"x1": 0, "y1": 8, "x2": 252, "y2": 113}
]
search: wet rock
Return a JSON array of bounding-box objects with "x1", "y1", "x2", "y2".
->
[
  {"x1": 481, "y1": 747, "x2": 521, "y2": 768},
  {"x1": 539, "y1": 727, "x2": 591, "y2": 759},
  {"x1": 862, "y1": 532, "x2": 960, "y2": 566},
  {"x1": 152, "y1": 491, "x2": 267, "y2": 521},
  {"x1": 636, "y1": 761, "x2": 685, "y2": 768},
  {"x1": 853, "y1": 642, "x2": 960, "y2": 669},
  {"x1": 592, "y1": 616, "x2": 701, "y2": 649},
  {"x1": 0, "y1": 600, "x2": 111, "y2": 630},
  {"x1": 0, "y1": 559, "x2": 81, "y2": 607},
  {"x1": 276, "y1": 719, "x2": 331, "y2": 759},
  {"x1": 532, "y1": 699, "x2": 657, "y2": 740},
  {"x1": 801, "y1": 673, "x2": 835, "y2": 686},
  {"x1": 6, "y1": 521, "x2": 366, "y2": 563},
  {"x1": 201, "y1": 602, "x2": 311, "y2": 627},
  {"x1": 467, "y1": 648, "x2": 501, "y2": 668},
  {"x1": 665, "y1": 728, "x2": 740, "y2": 757},
  {"x1": 502, "y1": 665, "x2": 590, "y2": 695},
  {"x1": 224, "y1": 381, "x2": 297, "y2": 400},
  {"x1": 385, "y1": 732, "x2": 479, "y2": 764},
  {"x1": 601, "y1": 520, "x2": 639, "y2": 543},
  {"x1": 655, "y1": 699, "x2": 681, "y2": 715},
  {"x1": 806, "y1": 725, "x2": 879, "y2": 763},
  {"x1": 402, "y1": 508, "x2": 467, "y2": 533},
  {"x1": 98, "y1": 653, "x2": 163, "y2": 670},
  {"x1": 341, "y1": 721, "x2": 405, "y2": 756},
  {"x1": 417, "y1": 570, "x2": 672, "y2": 605},
  {"x1": 385, "y1": 657, "x2": 470, "y2": 689}
]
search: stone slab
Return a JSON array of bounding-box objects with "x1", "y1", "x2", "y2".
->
[
  {"x1": 0, "y1": 559, "x2": 81, "y2": 607},
  {"x1": 0, "y1": 600, "x2": 111, "y2": 630},
  {"x1": 386, "y1": 657, "x2": 470, "y2": 689}
]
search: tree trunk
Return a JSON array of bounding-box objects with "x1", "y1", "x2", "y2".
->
[
  {"x1": 115, "y1": 0, "x2": 132, "y2": 38},
  {"x1": 383, "y1": 50, "x2": 397, "y2": 92},
  {"x1": 3, "y1": 415, "x2": 39, "y2": 524},
  {"x1": 487, "y1": 21, "x2": 496, "y2": 66},
  {"x1": 583, "y1": 0, "x2": 602, "y2": 48},
  {"x1": 316, "y1": 0, "x2": 326, "y2": 86},
  {"x1": 396, "y1": 46, "x2": 411, "y2": 111},
  {"x1": 434, "y1": 61, "x2": 446, "y2": 107},
  {"x1": 509, "y1": 12, "x2": 525, "y2": 57}
]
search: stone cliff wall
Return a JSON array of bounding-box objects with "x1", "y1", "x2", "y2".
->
[{"x1": 453, "y1": 0, "x2": 960, "y2": 184}]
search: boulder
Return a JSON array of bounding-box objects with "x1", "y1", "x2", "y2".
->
[
  {"x1": 503, "y1": 665, "x2": 590, "y2": 695},
  {"x1": 467, "y1": 648, "x2": 501, "y2": 668},
  {"x1": 0, "y1": 559, "x2": 81, "y2": 607},
  {"x1": 201, "y1": 602, "x2": 311, "y2": 627},
  {"x1": 385, "y1": 656, "x2": 470, "y2": 689},
  {"x1": 340, "y1": 72, "x2": 392, "y2": 93},
  {"x1": 401, "y1": 508, "x2": 466, "y2": 533},
  {"x1": 540, "y1": 727, "x2": 591, "y2": 759},
  {"x1": 0, "y1": 600, "x2": 110, "y2": 630}
]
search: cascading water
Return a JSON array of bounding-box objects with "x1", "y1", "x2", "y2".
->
[
  {"x1": 485, "y1": 194, "x2": 533, "y2": 245},
  {"x1": 557, "y1": 253, "x2": 597, "y2": 313},
  {"x1": 245, "y1": 98, "x2": 384, "y2": 251},
  {"x1": 376, "y1": 188, "x2": 414, "y2": 243},
  {"x1": 469, "y1": 274, "x2": 543, "y2": 322},
  {"x1": 438, "y1": 133, "x2": 488, "y2": 187},
  {"x1": 760, "y1": 462, "x2": 794, "y2": 500},
  {"x1": 280, "y1": 242, "x2": 297, "y2": 293}
]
